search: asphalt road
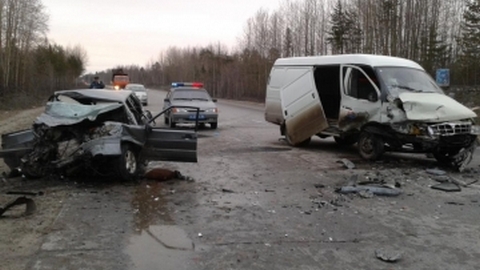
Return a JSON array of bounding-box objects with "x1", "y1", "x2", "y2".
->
[{"x1": 17, "y1": 89, "x2": 480, "y2": 270}]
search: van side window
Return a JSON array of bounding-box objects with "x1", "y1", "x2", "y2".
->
[{"x1": 343, "y1": 67, "x2": 379, "y2": 102}]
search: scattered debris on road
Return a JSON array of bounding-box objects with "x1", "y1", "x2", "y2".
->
[
  {"x1": 426, "y1": 168, "x2": 447, "y2": 176},
  {"x1": 375, "y1": 248, "x2": 403, "y2": 263},
  {"x1": 144, "y1": 168, "x2": 194, "y2": 182},
  {"x1": 337, "y1": 185, "x2": 402, "y2": 197},
  {"x1": 337, "y1": 158, "x2": 356, "y2": 169},
  {"x1": 431, "y1": 182, "x2": 461, "y2": 192},
  {"x1": 0, "y1": 196, "x2": 36, "y2": 217}
]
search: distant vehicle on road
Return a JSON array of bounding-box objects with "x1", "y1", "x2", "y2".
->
[
  {"x1": 125, "y1": 83, "x2": 148, "y2": 106},
  {"x1": 112, "y1": 69, "x2": 129, "y2": 90},
  {"x1": 163, "y1": 82, "x2": 218, "y2": 129}
]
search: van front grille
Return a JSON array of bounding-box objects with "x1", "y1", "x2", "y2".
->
[{"x1": 429, "y1": 122, "x2": 472, "y2": 136}]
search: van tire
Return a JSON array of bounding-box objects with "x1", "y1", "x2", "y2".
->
[
  {"x1": 358, "y1": 131, "x2": 384, "y2": 160},
  {"x1": 334, "y1": 135, "x2": 357, "y2": 146}
]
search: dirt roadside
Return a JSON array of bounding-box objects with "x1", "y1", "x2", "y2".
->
[{"x1": 0, "y1": 107, "x2": 71, "y2": 270}]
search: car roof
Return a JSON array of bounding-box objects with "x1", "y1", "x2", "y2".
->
[
  {"x1": 274, "y1": 54, "x2": 424, "y2": 70},
  {"x1": 55, "y1": 89, "x2": 132, "y2": 102}
]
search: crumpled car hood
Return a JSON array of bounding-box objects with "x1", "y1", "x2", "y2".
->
[
  {"x1": 35, "y1": 102, "x2": 124, "y2": 127},
  {"x1": 399, "y1": 92, "x2": 476, "y2": 122}
]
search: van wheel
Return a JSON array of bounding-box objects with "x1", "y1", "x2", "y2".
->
[
  {"x1": 210, "y1": 122, "x2": 218, "y2": 129},
  {"x1": 116, "y1": 144, "x2": 139, "y2": 181},
  {"x1": 334, "y1": 135, "x2": 357, "y2": 146},
  {"x1": 286, "y1": 134, "x2": 311, "y2": 147},
  {"x1": 358, "y1": 131, "x2": 384, "y2": 160}
]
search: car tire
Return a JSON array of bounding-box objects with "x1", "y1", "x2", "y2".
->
[
  {"x1": 334, "y1": 135, "x2": 357, "y2": 146},
  {"x1": 21, "y1": 164, "x2": 45, "y2": 179},
  {"x1": 116, "y1": 144, "x2": 139, "y2": 181},
  {"x1": 358, "y1": 131, "x2": 384, "y2": 160},
  {"x1": 210, "y1": 122, "x2": 218, "y2": 129}
]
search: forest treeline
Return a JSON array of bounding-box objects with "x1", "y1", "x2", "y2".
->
[
  {"x1": 3, "y1": 0, "x2": 480, "y2": 105},
  {"x1": 0, "y1": 0, "x2": 87, "y2": 107},
  {"x1": 97, "y1": 0, "x2": 480, "y2": 102}
]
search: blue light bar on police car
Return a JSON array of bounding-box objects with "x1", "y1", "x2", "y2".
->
[{"x1": 171, "y1": 82, "x2": 204, "y2": 88}]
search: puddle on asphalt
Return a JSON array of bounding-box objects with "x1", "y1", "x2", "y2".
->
[
  {"x1": 125, "y1": 225, "x2": 197, "y2": 270},
  {"x1": 131, "y1": 181, "x2": 173, "y2": 230},
  {"x1": 126, "y1": 181, "x2": 209, "y2": 269}
]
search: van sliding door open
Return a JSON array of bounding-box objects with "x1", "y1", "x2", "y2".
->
[{"x1": 282, "y1": 67, "x2": 328, "y2": 145}]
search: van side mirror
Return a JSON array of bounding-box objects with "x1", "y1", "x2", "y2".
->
[
  {"x1": 368, "y1": 92, "x2": 378, "y2": 102},
  {"x1": 212, "y1": 98, "x2": 217, "y2": 103}
]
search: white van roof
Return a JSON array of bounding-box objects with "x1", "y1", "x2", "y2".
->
[{"x1": 274, "y1": 54, "x2": 423, "y2": 70}]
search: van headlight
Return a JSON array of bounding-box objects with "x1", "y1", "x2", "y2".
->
[{"x1": 471, "y1": 125, "x2": 480, "y2": 135}]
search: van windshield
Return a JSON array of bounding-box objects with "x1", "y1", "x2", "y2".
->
[{"x1": 376, "y1": 67, "x2": 444, "y2": 97}]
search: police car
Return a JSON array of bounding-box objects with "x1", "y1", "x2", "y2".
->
[{"x1": 163, "y1": 82, "x2": 218, "y2": 129}]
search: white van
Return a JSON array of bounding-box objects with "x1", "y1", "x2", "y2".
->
[{"x1": 265, "y1": 54, "x2": 479, "y2": 171}]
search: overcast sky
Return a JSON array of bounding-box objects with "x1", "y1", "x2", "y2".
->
[{"x1": 41, "y1": 0, "x2": 281, "y2": 73}]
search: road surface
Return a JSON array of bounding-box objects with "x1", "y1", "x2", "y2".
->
[{"x1": 1, "y1": 89, "x2": 480, "y2": 270}]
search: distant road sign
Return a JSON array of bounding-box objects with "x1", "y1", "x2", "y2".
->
[{"x1": 436, "y1": 69, "x2": 450, "y2": 87}]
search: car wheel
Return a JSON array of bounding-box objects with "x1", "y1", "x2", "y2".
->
[
  {"x1": 21, "y1": 164, "x2": 45, "y2": 179},
  {"x1": 358, "y1": 131, "x2": 384, "y2": 160},
  {"x1": 116, "y1": 144, "x2": 139, "y2": 181},
  {"x1": 334, "y1": 135, "x2": 357, "y2": 146},
  {"x1": 210, "y1": 122, "x2": 218, "y2": 129}
]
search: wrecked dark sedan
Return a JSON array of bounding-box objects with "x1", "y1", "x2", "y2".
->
[{"x1": 0, "y1": 89, "x2": 198, "y2": 180}]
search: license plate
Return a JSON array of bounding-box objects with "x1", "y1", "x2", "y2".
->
[{"x1": 188, "y1": 114, "x2": 205, "y2": 120}]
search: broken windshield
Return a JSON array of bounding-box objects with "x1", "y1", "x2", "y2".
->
[
  {"x1": 376, "y1": 67, "x2": 444, "y2": 97},
  {"x1": 36, "y1": 102, "x2": 125, "y2": 127}
]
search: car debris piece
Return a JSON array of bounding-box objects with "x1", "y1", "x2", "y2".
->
[
  {"x1": 144, "y1": 168, "x2": 194, "y2": 182},
  {"x1": 0, "y1": 196, "x2": 36, "y2": 217},
  {"x1": 337, "y1": 158, "x2": 356, "y2": 169},
  {"x1": 426, "y1": 168, "x2": 447, "y2": 176},
  {"x1": 431, "y1": 182, "x2": 461, "y2": 192},
  {"x1": 358, "y1": 190, "x2": 374, "y2": 198},
  {"x1": 336, "y1": 185, "x2": 402, "y2": 197},
  {"x1": 375, "y1": 248, "x2": 402, "y2": 263},
  {"x1": 221, "y1": 188, "x2": 235, "y2": 193}
]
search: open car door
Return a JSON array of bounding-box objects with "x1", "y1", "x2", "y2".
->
[
  {"x1": 143, "y1": 128, "x2": 197, "y2": 163},
  {"x1": 282, "y1": 67, "x2": 328, "y2": 145}
]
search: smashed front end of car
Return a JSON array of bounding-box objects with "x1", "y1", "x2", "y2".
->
[{"x1": 1, "y1": 102, "x2": 136, "y2": 178}]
